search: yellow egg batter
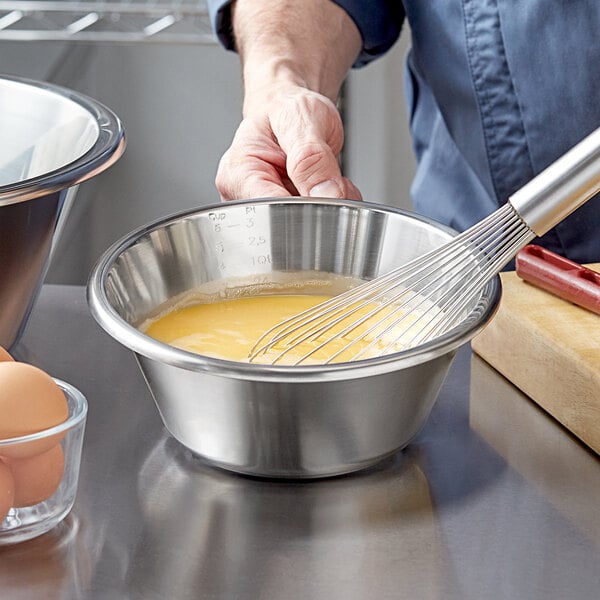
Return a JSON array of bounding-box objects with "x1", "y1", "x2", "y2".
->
[{"x1": 143, "y1": 294, "x2": 424, "y2": 365}]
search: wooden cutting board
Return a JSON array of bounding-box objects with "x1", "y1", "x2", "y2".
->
[{"x1": 471, "y1": 264, "x2": 600, "y2": 455}]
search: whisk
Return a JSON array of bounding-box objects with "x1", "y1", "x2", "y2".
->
[{"x1": 250, "y1": 127, "x2": 600, "y2": 365}]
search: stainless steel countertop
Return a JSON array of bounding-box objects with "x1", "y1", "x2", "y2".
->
[{"x1": 2, "y1": 284, "x2": 599, "y2": 599}]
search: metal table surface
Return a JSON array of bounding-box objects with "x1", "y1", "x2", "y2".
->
[{"x1": 2, "y1": 284, "x2": 599, "y2": 599}]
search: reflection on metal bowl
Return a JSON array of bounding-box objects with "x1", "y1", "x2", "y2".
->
[
  {"x1": 88, "y1": 198, "x2": 500, "y2": 478},
  {"x1": 0, "y1": 75, "x2": 125, "y2": 349}
]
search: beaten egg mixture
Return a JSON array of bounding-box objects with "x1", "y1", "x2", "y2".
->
[{"x1": 143, "y1": 294, "x2": 424, "y2": 365}]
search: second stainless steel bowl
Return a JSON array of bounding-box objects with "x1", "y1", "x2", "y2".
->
[
  {"x1": 0, "y1": 75, "x2": 125, "y2": 349},
  {"x1": 88, "y1": 198, "x2": 500, "y2": 478}
]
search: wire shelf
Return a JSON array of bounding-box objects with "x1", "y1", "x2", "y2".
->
[{"x1": 0, "y1": 0, "x2": 215, "y2": 43}]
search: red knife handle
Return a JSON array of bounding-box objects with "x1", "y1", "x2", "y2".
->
[{"x1": 515, "y1": 245, "x2": 600, "y2": 315}]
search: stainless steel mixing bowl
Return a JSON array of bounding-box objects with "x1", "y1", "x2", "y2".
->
[
  {"x1": 88, "y1": 198, "x2": 500, "y2": 478},
  {"x1": 0, "y1": 75, "x2": 125, "y2": 349}
]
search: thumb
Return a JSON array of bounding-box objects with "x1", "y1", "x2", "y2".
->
[
  {"x1": 285, "y1": 138, "x2": 347, "y2": 198},
  {"x1": 271, "y1": 92, "x2": 350, "y2": 197},
  {"x1": 309, "y1": 176, "x2": 363, "y2": 201},
  {"x1": 285, "y1": 139, "x2": 362, "y2": 200},
  {"x1": 308, "y1": 178, "x2": 345, "y2": 198}
]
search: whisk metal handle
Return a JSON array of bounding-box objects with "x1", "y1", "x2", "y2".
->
[{"x1": 509, "y1": 126, "x2": 600, "y2": 236}]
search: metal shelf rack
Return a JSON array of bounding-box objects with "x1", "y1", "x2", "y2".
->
[{"x1": 0, "y1": 0, "x2": 215, "y2": 44}]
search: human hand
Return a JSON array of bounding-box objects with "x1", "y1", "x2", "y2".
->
[{"x1": 215, "y1": 84, "x2": 362, "y2": 201}]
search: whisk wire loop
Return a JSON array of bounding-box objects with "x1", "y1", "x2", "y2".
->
[{"x1": 363, "y1": 205, "x2": 530, "y2": 356}]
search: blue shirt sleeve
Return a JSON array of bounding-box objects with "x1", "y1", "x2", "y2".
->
[
  {"x1": 207, "y1": 0, "x2": 236, "y2": 51},
  {"x1": 207, "y1": 0, "x2": 404, "y2": 67},
  {"x1": 329, "y1": 0, "x2": 404, "y2": 66}
]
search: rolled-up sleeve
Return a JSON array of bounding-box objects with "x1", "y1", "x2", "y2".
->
[
  {"x1": 207, "y1": 0, "x2": 404, "y2": 67},
  {"x1": 329, "y1": 0, "x2": 404, "y2": 66},
  {"x1": 207, "y1": 0, "x2": 236, "y2": 51}
]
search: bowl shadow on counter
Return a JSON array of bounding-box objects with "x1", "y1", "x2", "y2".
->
[{"x1": 124, "y1": 434, "x2": 448, "y2": 599}]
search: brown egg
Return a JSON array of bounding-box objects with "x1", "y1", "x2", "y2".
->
[
  {"x1": 0, "y1": 346, "x2": 14, "y2": 362},
  {"x1": 3, "y1": 445, "x2": 65, "y2": 507},
  {"x1": 0, "y1": 459, "x2": 15, "y2": 521},
  {"x1": 0, "y1": 362, "x2": 68, "y2": 458}
]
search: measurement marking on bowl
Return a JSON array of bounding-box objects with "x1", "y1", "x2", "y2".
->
[{"x1": 251, "y1": 254, "x2": 272, "y2": 266}]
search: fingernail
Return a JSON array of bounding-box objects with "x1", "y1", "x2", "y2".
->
[{"x1": 308, "y1": 180, "x2": 342, "y2": 198}]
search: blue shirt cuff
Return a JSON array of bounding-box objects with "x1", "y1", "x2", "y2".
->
[
  {"x1": 207, "y1": 0, "x2": 237, "y2": 51},
  {"x1": 207, "y1": 0, "x2": 404, "y2": 67},
  {"x1": 329, "y1": 0, "x2": 404, "y2": 67}
]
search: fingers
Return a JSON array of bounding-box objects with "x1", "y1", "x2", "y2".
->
[
  {"x1": 215, "y1": 118, "x2": 293, "y2": 201},
  {"x1": 273, "y1": 93, "x2": 353, "y2": 198},
  {"x1": 341, "y1": 176, "x2": 363, "y2": 201},
  {"x1": 215, "y1": 88, "x2": 362, "y2": 202}
]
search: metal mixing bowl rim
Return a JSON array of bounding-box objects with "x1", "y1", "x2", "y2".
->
[
  {"x1": 87, "y1": 198, "x2": 501, "y2": 383},
  {"x1": 0, "y1": 74, "x2": 126, "y2": 206}
]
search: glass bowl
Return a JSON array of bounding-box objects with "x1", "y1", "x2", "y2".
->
[{"x1": 0, "y1": 379, "x2": 87, "y2": 545}]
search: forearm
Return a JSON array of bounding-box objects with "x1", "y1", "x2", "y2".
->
[{"x1": 231, "y1": 0, "x2": 361, "y2": 115}]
